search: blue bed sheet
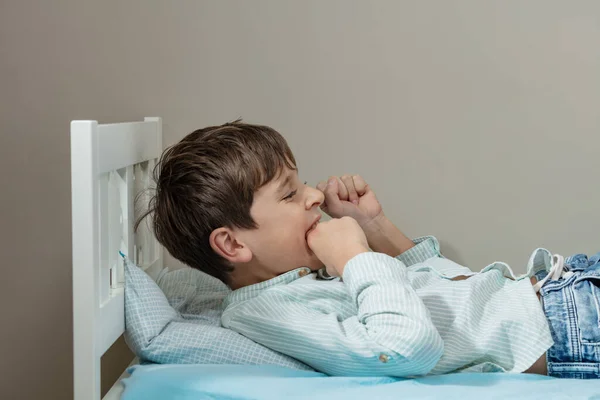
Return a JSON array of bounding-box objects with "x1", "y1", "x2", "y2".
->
[{"x1": 122, "y1": 364, "x2": 600, "y2": 400}]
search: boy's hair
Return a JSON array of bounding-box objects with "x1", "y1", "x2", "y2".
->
[{"x1": 137, "y1": 120, "x2": 296, "y2": 284}]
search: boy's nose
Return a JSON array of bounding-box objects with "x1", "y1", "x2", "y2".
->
[{"x1": 305, "y1": 186, "x2": 324, "y2": 209}]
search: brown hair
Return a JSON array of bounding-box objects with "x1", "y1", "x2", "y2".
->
[{"x1": 137, "y1": 120, "x2": 296, "y2": 285}]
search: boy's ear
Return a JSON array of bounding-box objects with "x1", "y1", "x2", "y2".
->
[{"x1": 209, "y1": 227, "x2": 252, "y2": 264}]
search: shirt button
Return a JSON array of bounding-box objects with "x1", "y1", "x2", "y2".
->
[
  {"x1": 379, "y1": 354, "x2": 389, "y2": 363},
  {"x1": 298, "y1": 269, "x2": 310, "y2": 278}
]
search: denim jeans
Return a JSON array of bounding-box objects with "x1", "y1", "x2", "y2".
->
[{"x1": 536, "y1": 253, "x2": 600, "y2": 379}]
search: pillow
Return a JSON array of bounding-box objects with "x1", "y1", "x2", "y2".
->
[
  {"x1": 156, "y1": 267, "x2": 228, "y2": 323},
  {"x1": 124, "y1": 258, "x2": 311, "y2": 370}
]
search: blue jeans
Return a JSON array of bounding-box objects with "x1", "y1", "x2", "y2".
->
[{"x1": 536, "y1": 253, "x2": 600, "y2": 379}]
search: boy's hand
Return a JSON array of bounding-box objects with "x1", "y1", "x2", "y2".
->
[
  {"x1": 317, "y1": 175, "x2": 416, "y2": 258},
  {"x1": 307, "y1": 217, "x2": 369, "y2": 276},
  {"x1": 316, "y1": 175, "x2": 384, "y2": 228}
]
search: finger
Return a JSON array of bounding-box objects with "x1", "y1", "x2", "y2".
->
[
  {"x1": 341, "y1": 175, "x2": 359, "y2": 204},
  {"x1": 316, "y1": 182, "x2": 328, "y2": 212},
  {"x1": 323, "y1": 177, "x2": 343, "y2": 214},
  {"x1": 334, "y1": 176, "x2": 349, "y2": 201},
  {"x1": 352, "y1": 175, "x2": 368, "y2": 196},
  {"x1": 316, "y1": 181, "x2": 327, "y2": 193}
]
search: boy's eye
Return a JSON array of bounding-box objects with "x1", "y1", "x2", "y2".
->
[{"x1": 283, "y1": 190, "x2": 297, "y2": 201}]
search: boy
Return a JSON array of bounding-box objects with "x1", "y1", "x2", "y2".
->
[{"x1": 146, "y1": 121, "x2": 600, "y2": 379}]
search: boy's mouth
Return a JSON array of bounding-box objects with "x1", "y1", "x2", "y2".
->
[{"x1": 305, "y1": 216, "x2": 321, "y2": 238}]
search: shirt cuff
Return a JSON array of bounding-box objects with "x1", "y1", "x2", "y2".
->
[{"x1": 395, "y1": 236, "x2": 441, "y2": 267}]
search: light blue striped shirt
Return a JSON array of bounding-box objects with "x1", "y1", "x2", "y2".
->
[{"x1": 222, "y1": 237, "x2": 554, "y2": 377}]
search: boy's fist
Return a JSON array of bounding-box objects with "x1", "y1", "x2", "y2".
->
[
  {"x1": 306, "y1": 216, "x2": 369, "y2": 276},
  {"x1": 316, "y1": 175, "x2": 383, "y2": 227}
]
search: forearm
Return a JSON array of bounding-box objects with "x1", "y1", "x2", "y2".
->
[{"x1": 361, "y1": 215, "x2": 415, "y2": 257}]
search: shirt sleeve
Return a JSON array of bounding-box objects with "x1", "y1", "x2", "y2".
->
[
  {"x1": 395, "y1": 236, "x2": 442, "y2": 266},
  {"x1": 221, "y1": 252, "x2": 444, "y2": 377}
]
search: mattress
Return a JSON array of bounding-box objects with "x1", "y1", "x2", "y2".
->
[{"x1": 121, "y1": 363, "x2": 600, "y2": 399}]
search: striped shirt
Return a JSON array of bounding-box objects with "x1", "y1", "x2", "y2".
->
[{"x1": 221, "y1": 236, "x2": 554, "y2": 377}]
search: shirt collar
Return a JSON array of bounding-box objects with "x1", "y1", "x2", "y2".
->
[{"x1": 223, "y1": 267, "x2": 312, "y2": 309}]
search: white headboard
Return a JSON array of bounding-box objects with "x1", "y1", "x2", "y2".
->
[{"x1": 71, "y1": 117, "x2": 165, "y2": 400}]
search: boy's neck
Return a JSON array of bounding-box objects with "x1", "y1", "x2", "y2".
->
[{"x1": 228, "y1": 261, "x2": 276, "y2": 290}]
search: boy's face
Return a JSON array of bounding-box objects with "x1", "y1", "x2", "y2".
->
[{"x1": 236, "y1": 168, "x2": 325, "y2": 278}]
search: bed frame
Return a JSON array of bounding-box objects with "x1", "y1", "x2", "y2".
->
[{"x1": 71, "y1": 117, "x2": 166, "y2": 400}]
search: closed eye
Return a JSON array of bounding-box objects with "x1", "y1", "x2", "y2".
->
[{"x1": 283, "y1": 190, "x2": 297, "y2": 201}]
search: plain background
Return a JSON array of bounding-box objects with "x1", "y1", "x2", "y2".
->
[{"x1": 1, "y1": 1, "x2": 599, "y2": 399}]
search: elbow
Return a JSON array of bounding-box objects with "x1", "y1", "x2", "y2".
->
[
  {"x1": 405, "y1": 326, "x2": 444, "y2": 375},
  {"x1": 379, "y1": 324, "x2": 443, "y2": 376}
]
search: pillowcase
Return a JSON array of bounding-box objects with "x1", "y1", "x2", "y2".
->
[{"x1": 124, "y1": 258, "x2": 311, "y2": 370}]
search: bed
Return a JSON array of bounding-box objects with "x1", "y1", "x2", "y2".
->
[{"x1": 71, "y1": 117, "x2": 600, "y2": 400}]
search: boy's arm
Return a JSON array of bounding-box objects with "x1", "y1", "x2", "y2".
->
[
  {"x1": 316, "y1": 176, "x2": 416, "y2": 258},
  {"x1": 222, "y1": 253, "x2": 443, "y2": 377},
  {"x1": 361, "y1": 214, "x2": 415, "y2": 257}
]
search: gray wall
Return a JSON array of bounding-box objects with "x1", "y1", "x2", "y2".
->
[{"x1": 1, "y1": 1, "x2": 599, "y2": 398}]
